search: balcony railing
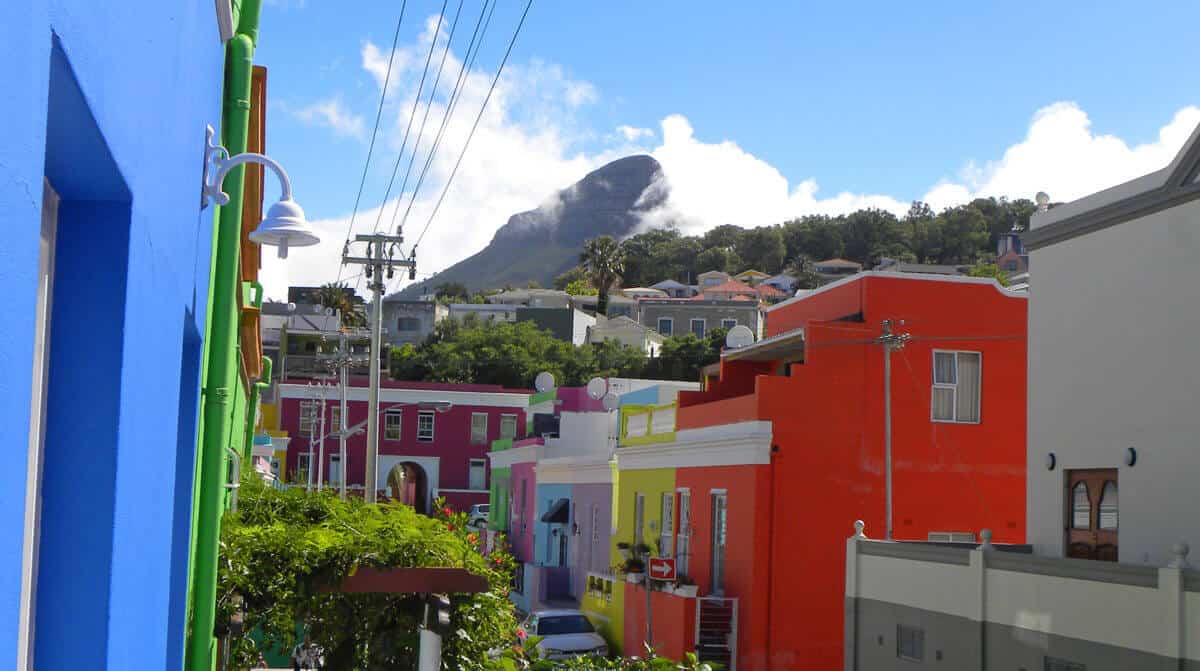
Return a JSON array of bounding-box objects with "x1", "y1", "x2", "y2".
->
[{"x1": 619, "y1": 402, "x2": 677, "y2": 446}]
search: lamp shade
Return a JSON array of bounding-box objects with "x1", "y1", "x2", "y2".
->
[{"x1": 249, "y1": 199, "x2": 320, "y2": 258}]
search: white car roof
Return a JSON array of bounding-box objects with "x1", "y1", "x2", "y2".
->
[{"x1": 533, "y1": 609, "x2": 586, "y2": 618}]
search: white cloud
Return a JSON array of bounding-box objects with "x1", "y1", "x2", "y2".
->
[
  {"x1": 292, "y1": 97, "x2": 366, "y2": 140},
  {"x1": 259, "y1": 22, "x2": 1200, "y2": 299},
  {"x1": 616, "y1": 125, "x2": 654, "y2": 142}
]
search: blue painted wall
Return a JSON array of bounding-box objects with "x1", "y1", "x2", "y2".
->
[
  {"x1": 619, "y1": 386, "x2": 660, "y2": 406},
  {"x1": 534, "y1": 483, "x2": 573, "y2": 567},
  {"x1": 1, "y1": 2, "x2": 224, "y2": 668}
]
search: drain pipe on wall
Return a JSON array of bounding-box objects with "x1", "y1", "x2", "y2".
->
[{"x1": 186, "y1": 1, "x2": 262, "y2": 669}]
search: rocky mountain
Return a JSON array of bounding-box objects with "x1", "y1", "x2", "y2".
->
[{"x1": 397, "y1": 154, "x2": 666, "y2": 297}]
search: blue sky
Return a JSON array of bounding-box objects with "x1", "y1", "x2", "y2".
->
[{"x1": 253, "y1": 0, "x2": 1200, "y2": 297}]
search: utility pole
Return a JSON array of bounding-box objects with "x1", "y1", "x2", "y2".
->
[
  {"x1": 342, "y1": 232, "x2": 415, "y2": 503},
  {"x1": 316, "y1": 387, "x2": 327, "y2": 492},
  {"x1": 875, "y1": 319, "x2": 910, "y2": 541},
  {"x1": 319, "y1": 329, "x2": 368, "y2": 499}
]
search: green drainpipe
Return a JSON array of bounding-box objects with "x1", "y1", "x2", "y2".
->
[
  {"x1": 242, "y1": 354, "x2": 272, "y2": 469},
  {"x1": 186, "y1": 1, "x2": 262, "y2": 669}
]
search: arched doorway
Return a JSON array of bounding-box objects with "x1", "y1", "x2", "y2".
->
[{"x1": 386, "y1": 462, "x2": 428, "y2": 514}]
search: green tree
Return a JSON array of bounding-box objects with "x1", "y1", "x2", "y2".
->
[
  {"x1": 220, "y1": 478, "x2": 517, "y2": 671},
  {"x1": 618, "y1": 228, "x2": 680, "y2": 287},
  {"x1": 435, "y1": 282, "x2": 471, "y2": 301},
  {"x1": 736, "y1": 226, "x2": 787, "y2": 273},
  {"x1": 782, "y1": 215, "x2": 844, "y2": 262},
  {"x1": 563, "y1": 279, "x2": 597, "y2": 296},
  {"x1": 968, "y1": 263, "x2": 1010, "y2": 286},
  {"x1": 937, "y1": 205, "x2": 990, "y2": 263},
  {"x1": 841, "y1": 208, "x2": 907, "y2": 265},
  {"x1": 695, "y1": 247, "x2": 741, "y2": 275},
  {"x1": 552, "y1": 265, "x2": 590, "y2": 290},
  {"x1": 700, "y1": 224, "x2": 744, "y2": 251},
  {"x1": 580, "y1": 235, "x2": 626, "y2": 316},
  {"x1": 313, "y1": 281, "x2": 366, "y2": 328}
]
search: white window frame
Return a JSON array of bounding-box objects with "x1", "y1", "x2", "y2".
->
[
  {"x1": 659, "y1": 492, "x2": 674, "y2": 558},
  {"x1": 299, "y1": 400, "x2": 319, "y2": 437},
  {"x1": 720, "y1": 318, "x2": 737, "y2": 330},
  {"x1": 931, "y1": 349, "x2": 982, "y2": 424},
  {"x1": 384, "y1": 409, "x2": 403, "y2": 441},
  {"x1": 296, "y1": 453, "x2": 311, "y2": 484},
  {"x1": 676, "y1": 488, "x2": 691, "y2": 577},
  {"x1": 417, "y1": 410, "x2": 436, "y2": 442},
  {"x1": 470, "y1": 412, "x2": 489, "y2": 444},
  {"x1": 330, "y1": 405, "x2": 341, "y2": 433},
  {"x1": 500, "y1": 413, "x2": 518, "y2": 440},
  {"x1": 690, "y1": 318, "x2": 706, "y2": 338},
  {"x1": 468, "y1": 458, "x2": 487, "y2": 490},
  {"x1": 328, "y1": 454, "x2": 342, "y2": 488},
  {"x1": 657, "y1": 317, "x2": 673, "y2": 336}
]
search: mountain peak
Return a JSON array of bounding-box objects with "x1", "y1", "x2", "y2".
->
[{"x1": 402, "y1": 155, "x2": 667, "y2": 296}]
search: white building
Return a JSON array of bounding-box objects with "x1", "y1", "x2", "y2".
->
[
  {"x1": 842, "y1": 123, "x2": 1200, "y2": 671},
  {"x1": 586, "y1": 315, "x2": 665, "y2": 356}
]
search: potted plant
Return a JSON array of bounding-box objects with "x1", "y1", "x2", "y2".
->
[
  {"x1": 623, "y1": 557, "x2": 645, "y2": 583},
  {"x1": 617, "y1": 542, "x2": 632, "y2": 561},
  {"x1": 673, "y1": 574, "x2": 698, "y2": 598}
]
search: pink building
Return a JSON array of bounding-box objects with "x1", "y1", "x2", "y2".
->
[{"x1": 277, "y1": 378, "x2": 532, "y2": 512}]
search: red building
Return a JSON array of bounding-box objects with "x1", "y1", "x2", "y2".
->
[
  {"x1": 626, "y1": 272, "x2": 1027, "y2": 670},
  {"x1": 277, "y1": 378, "x2": 531, "y2": 512}
]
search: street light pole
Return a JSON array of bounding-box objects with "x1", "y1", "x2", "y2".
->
[
  {"x1": 339, "y1": 331, "x2": 349, "y2": 500},
  {"x1": 876, "y1": 319, "x2": 910, "y2": 541},
  {"x1": 342, "y1": 232, "x2": 415, "y2": 503}
]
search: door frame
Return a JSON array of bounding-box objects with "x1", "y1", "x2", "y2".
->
[{"x1": 1064, "y1": 468, "x2": 1118, "y2": 561}]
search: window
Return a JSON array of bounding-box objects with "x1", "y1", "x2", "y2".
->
[
  {"x1": 519, "y1": 479, "x2": 528, "y2": 534},
  {"x1": 659, "y1": 492, "x2": 674, "y2": 558},
  {"x1": 512, "y1": 562, "x2": 525, "y2": 594},
  {"x1": 469, "y1": 459, "x2": 487, "y2": 490},
  {"x1": 384, "y1": 410, "x2": 402, "y2": 441},
  {"x1": 417, "y1": 411, "x2": 435, "y2": 442},
  {"x1": 330, "y1": 405, "x2": 341, "y2": 432},
  {"x1": 500, "y1": 414, "x2": 518, "y2": 440},
  {"x1": 1044, "y1": 657, "x2": 1086, "y2": 671},
  {"x1": 690, "y1": 318, "x2": 706, "y2": 337},
  {"x1": 328, "y1": 455, "x2": 342, "y2": 488},
  {"x1": 677, "y1": 490, "x2": 691, "y2": 577},
  {"x1": 932, "y1": 351, "x2": 981, "y2": 423},
  {"x1": 657, "y1": 317, "x2": 673, "y2": 336},
  {"x1": 1004, "y1": 260, "x2": 1019, "y2": 271},
  {"x1": 634, "y1": 494, "x2": 645, "y2": 548},
  {"x1": 397, "y1": 317, "x2": 421, "y2": 331},
  {"x1": 710, "y1": 492, "x2": 727, "y2": 595},
  {"x1": 299, "y1": 400, "x2": 319, "y2": 437},
  {"x1": 1071, "y1": 481, "x2": 1090, "y2": 529},
  {"x1": 896, "y1": 624, "x2": 924, "y2": 661},
  {"x1": 296, "y1": 454, "x2": 311, "y2": 485},
  {"x1": 1098, "y1": 481, "x2": 1118, "y2": 530},
  {"x1": 721, "y1": 318, "x2": 737, "y2": 330},
  {"x1": 470, "y1": 412, "x2": 488, "y2": 444}
]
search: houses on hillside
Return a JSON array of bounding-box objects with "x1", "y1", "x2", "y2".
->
[{"x1": 843, "y1": 124, "x2": 1200, "y2": 671}]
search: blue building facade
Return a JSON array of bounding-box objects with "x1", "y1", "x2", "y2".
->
[{"x1": 2, "y1": 2, "x2": 225, "y2": 668}]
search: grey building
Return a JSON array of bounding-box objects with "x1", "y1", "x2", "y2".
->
[
  {"x1": 637, "y1": 299, "x2": 762, "y2": 340},
  {"x1": 379, "y1": 297, "x2": 447, "y2": 347},
  {"x1": 515, "y1": 307, "x2": 596, "y2": 346}
]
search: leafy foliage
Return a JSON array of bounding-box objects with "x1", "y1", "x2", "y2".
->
[
  {"x1": 313, "y1": 281, "x2": 366, "y2": 328},
  {"x1": 563, "y1": 279, "x2": 598, "y2": 296},
  {"x1": 485, "y1": 643, "x2": 719, "y2": 670},
  {"x1": 390, "y1": 316, "x2": 720, "y2": 387},
  {"x1": 580, "y1": 235, "x2": 626, "y2": 315},
  {"x1": 218, "y1": 477, "x2": 517, "y2": 670},
  {"x1": 967, "y1": 263, "x2": 1010, "y2": 286},
  {"x1": 609, "y1": 197, "x2": 1034, "y2": 289}
]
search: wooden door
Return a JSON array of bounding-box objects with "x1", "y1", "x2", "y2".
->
[{"x1": 1065, "y1": 469, "x2": 1118, "y2": 561}]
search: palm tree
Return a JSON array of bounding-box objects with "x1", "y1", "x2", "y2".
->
[
  {"x1": 579, "y1": 235, "x2": 625, "y2": 316},
  {"x1": 313, "y1": 281, "x2": 366, "y2": 328}
]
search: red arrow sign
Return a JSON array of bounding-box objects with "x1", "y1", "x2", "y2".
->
[{"x1": 648, "y1": 557, "x2": 676, "y2": 581}]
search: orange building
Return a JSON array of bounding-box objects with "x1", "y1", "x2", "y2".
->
[{"x1": 628, "y1": 272, "x2": 1028, "y2": 670}]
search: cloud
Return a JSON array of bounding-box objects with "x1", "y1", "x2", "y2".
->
[
  {"x1": 616, "y1": 125, "x2": 654, "y2": 142},
  {"x1": 258, "y1": 19, "x2": 1200, "y2": 299},
  {"x1": 291, "y1": 97, "x2": 366, "y2": 140}
]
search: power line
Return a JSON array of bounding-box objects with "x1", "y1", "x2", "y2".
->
[
  {"x1": 335, "y1": 1, "x2": 408, "y2": 284},
  {"x1": 370, "y1": 0, "x2": 452, "y2": 234},
  {"x1": 378, "y1": 0, "x2": 469, "y2": 233},
  {"x1": 391, "y1": 0, "x2": 498, "y2": 235},
  {"x1": 412, "y1": 0, "x2": 533, "y2": 250}
]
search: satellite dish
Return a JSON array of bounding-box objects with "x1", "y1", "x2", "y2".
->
[
  {"x1": 534, "y1": 371, "x2": 556, "y2": 393},
  {"x1": 601, "y1": 392, "x2": 620, "y2": 412},
  {"x1": 287, "y1": 302, "x2": 297, "y2": 313},
  {"x1": 586, "y1": 377, "x2": 608, "y2": 400},
  {"x1": 725, "y1": 324, "x2": 754, "y2": 349},
  {"x1": 324, "y1": 307, "x2": 335, "y2": 317}
]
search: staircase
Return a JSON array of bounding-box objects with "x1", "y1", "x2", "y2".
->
[{"x1": 695, "y1": 597, "x2": 737, "y2": 670}]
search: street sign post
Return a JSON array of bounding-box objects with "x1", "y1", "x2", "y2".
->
[{"x1": 648, "y1": 557, "x2": 676, "y2": 582}]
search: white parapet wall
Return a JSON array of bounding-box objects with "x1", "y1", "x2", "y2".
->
[{"x1": 844, "y1": 529, "x2": 1200, "y2": 670}]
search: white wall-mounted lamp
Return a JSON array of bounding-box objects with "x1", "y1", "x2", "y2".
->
[{"x1": 201, "y1": 125, "x2": 320, "y2": 258}]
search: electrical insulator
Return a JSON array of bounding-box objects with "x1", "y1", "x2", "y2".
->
[
  {"x1": 409, "y1": 266, "x2": 416, "y2": 280},
  {"x1": 365, "y1": 265, "x2": 373, "y2": 279},
  {"x1": 387, "y1": 266, "x2": 394, "y2": 279}
]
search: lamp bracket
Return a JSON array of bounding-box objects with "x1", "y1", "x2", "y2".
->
[{"x1": 202, "y1": 124, "x2": 294, "y2": 208}]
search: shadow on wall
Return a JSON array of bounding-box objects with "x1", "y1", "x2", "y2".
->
[
  {"x1": 166, "y1": 306, "x2": 203, "y2": 664},
  {"x1": 37, "y1": 37, "x2": 132, "y2": 668}
]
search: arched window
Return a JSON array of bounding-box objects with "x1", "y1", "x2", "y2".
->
[
  {"x1": 1098, "y1": 481, "x2": 1118, "y2": 530},
  {"x1": 1071, "y1": 481, "x2": 1090, "y2": 529}
]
